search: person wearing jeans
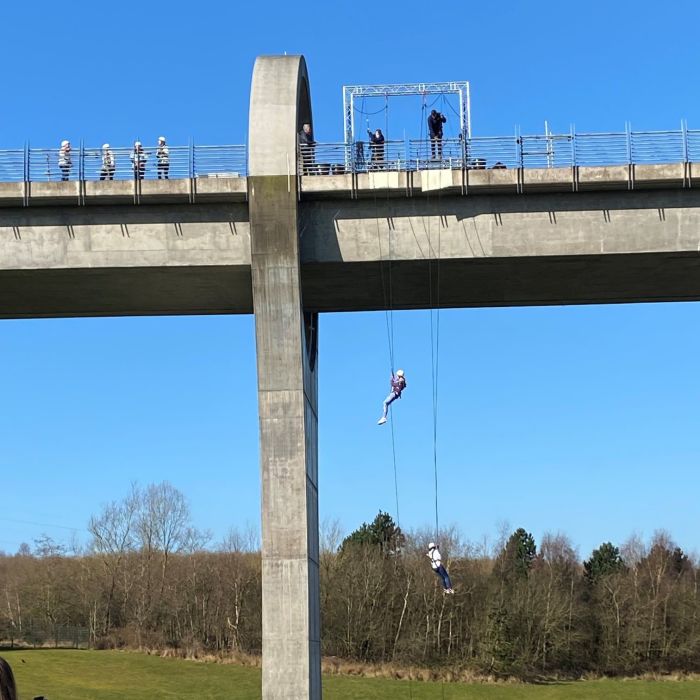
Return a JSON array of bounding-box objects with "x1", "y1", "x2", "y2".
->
[
  {"x1": 428, "y1": 542, "x2": 454, "y2": 593},
  {"x1": 377, "y1": 369, "x2": 406, "y2": 425}
]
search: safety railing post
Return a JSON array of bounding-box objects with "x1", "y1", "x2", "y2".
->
[
  {"x1": 23, "y1": 141, "x2": 30, "y2": 206},
  {"x1": 79, "y1": 140, "x2": 84, "y2": 182},
  {"x1": 626, "y1": 122, "x2": 632, "y2": 165},
  {"x1": 682, "y1": 119, "x2": 689, "y2": 163},
  {"x1": 189, "y1": 139, "x2": 195, "y2": 179},
  {"x1": 570, "y1": 126, "x2": 576, "y2": 167}
]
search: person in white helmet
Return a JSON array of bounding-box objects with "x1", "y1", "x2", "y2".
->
[
  {"x1": 130, "y1": 140, "x2": 147, "y2": 180},
  {"x1": 58, "y1": 140, "x2": 72, "y2": 181},
  {"x1": 377, "y1": 369, "x2": 406, "y2": 425},
  {"x1": 427, "y1": 542, "x2": 454, "y2": 594},
  {"x1": 100, "y1": 144, "x2": 115, "y2": 180},
  {"x1": 156, "y1": 136, "x2": 169, "y2": 179}
]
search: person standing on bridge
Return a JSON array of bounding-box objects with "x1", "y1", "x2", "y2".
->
[
  {"x1": 367, "y1": 128, "x2": 385, "y2": 169},
  {"x1": 298, "y1": 123, "x2": 315, "y2": 175},
  {"x1": 156, "y1": 136, "x2": 170, "y2": 179},
  {"x1": 428, "y1": 109, "x2": 447, "y2": 160},
  {"x1": 100, "y1": 144, "x2": 115, "y2": 180},
  {"x1": 427, "y1": 542, "x2": 454, "y2": 594},
  {"x1": 58, "y1": 140, "x2": 72, "y2": 181},
  {"x1": 130, "y1": 141, "x2": 147, "y2": 179},
  {"x1": 377, "y1": 369, "x2": 406, "y2": 425}
]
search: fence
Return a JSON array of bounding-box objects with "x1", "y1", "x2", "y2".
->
[
  {"x1": 306, "y1": 127, "x2": 700, "y2": 173},
  {"x1": 2, "y1": 129, "x2": 700, "y2": 183},
  {"x1": 0, "y1": 143, "x2": 247, "y2": 182},
  {"x1": 0, "y1": 622, "x2": 89, "y2": 649}
]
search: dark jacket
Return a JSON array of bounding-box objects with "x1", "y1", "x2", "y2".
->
[
  {"x1": 298, "y1": 129, "x2": 315, "y2": 147},
  {"x1": 368, "y1": 130, "x2": 385, "y2": 146},
  {"x1": 428, "y1": 112, "x2": 447, "y2": 138}
]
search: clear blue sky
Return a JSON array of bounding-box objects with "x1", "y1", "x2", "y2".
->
[{"x1": 1, "y1": 0, "x2": 699, "y2": 560}]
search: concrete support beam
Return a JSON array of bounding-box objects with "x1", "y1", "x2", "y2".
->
[{"x1": 248, "y1": 56, "x2": 320, "y2": 700}]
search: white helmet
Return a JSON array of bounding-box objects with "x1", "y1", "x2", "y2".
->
[
  {"x1": 61, "y1": 140, "x2": 70, "y2": 147},
  {"x1": 102, "y1": 143, "x2": 110, "y2": 149},
  {"x1": 134, "y1": 140, "x2": 142, "y2": 147},
  {"x1": 396, "y1": 369, "x2": 404, "y2": 377},
  {"x1": 428, "y1": 542, "x2": 436, "y2": 550},
  {"x1": 158, "y1": 136, "x2": 166, "y2": 143}
]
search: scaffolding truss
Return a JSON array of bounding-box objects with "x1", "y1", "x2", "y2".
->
[{"x1": 342, "y1": 81, "x2": 471, "y2": 145}]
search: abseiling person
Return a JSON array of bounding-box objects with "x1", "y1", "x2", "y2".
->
[
  {"x1": 377, "y1": 369, "x2": 406, "y2": 425},
  {"x1": 427, "y1": 542, "x2": 454, "y2": 594}
]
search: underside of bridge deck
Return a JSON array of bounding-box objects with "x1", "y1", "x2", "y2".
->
[{"x1": 3, "y1": 249, "x2": 700, "y2": 319}]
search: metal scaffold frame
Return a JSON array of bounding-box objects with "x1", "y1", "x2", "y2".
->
[{"x1": 342, "y1": 81, "x2": 471, "y2": 146}]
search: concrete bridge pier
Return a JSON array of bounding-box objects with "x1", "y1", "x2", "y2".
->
[{"x1": 248, "y1": 56, "x2": 321, "y2": 699}]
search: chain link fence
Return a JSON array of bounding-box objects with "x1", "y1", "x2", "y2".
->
[{"x1": 0, "y1": 622, "x2": 89, "y2": 649}]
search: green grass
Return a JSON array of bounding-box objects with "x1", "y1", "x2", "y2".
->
[{"x1": 2, "y1": 650, "x2": 700, "y2": 699}]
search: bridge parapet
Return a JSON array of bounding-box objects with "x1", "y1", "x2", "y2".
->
[{"x1": 0, "y1": 162, "x2": 697, "y2": 208}]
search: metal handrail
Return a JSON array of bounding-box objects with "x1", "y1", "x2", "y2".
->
[
  {"x1": 3, "y1": 128, "x2": 700, "y2": 184},
  {"x1": 0, "y1": 143, "x2": 249, "y2": 182}
]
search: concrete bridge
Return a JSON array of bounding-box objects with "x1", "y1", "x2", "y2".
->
[{"x1": 3, "y1": 56, "x2": 700, "y2": 698}]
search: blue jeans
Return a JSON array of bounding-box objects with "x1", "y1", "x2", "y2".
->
[
  {"x1": 433, "y1": 565, "x2": 452, "y2": 590},
  {"x1": 382, "y1": 391, "x2": 400, "y2": 419}
]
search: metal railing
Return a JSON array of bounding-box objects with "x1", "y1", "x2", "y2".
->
[
  {"x1": 0, "y1": 143, "x2": 247, "y2": 182},
  {"x1": 2, "y1": 128, "x2": 700, "y2": 185},
  {"x1": 0, "y1": 148, "x2": 25, "y2": 181},
  {"x1": 305, "y1": 127, "x2": 700, "y2": 174}
]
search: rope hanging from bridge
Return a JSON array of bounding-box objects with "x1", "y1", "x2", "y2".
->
[
  {"x1": 427, "y1": 183, "x2": 443, "y2": 543},
  {"x1": 372, "y1": 173, "x2": 401, "y2": 527}
]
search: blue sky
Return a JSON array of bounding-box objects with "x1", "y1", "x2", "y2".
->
[{"x1": 1, "y1": 0, "x2": 699, "y2": 560}]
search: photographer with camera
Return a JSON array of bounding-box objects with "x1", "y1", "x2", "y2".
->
[
  {"x1": 428, "y1": 109, "x2": 447, "y2": 160},
  {"x1": 367, "y1": 128, "x2": 385, "y2": 169}
]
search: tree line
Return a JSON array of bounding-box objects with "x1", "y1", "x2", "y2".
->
[{"x1": 1, "y1": 482, "x2": 699, "y2": 678}]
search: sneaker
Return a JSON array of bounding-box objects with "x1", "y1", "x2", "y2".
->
[{"x1": 377, "y1": 417, "x2": 387, "y2": 425}]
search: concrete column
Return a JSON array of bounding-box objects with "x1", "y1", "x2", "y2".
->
[{"x1": 248, "y1": 56, "x2": 321, "y2": 700}]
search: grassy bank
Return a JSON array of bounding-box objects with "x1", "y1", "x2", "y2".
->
[{"x1": 2, "y1": 649, "x2": 700, "y2": 699}]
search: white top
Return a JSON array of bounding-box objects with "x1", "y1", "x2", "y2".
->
[{"x1": 427, "y1": 547, "x2": 442, "y2": 569}]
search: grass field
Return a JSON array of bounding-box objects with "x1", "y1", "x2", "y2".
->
[{"x1": 2, "y1": 649, "x2": 700, "y2": 699}]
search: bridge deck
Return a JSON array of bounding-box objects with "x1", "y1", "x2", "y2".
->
[
  {"x1": 1, "y1": 163, "x2": 700, "y2": 318},
  {"x1": 0, "y1": 162, "x2": 695, "y2": 207}
]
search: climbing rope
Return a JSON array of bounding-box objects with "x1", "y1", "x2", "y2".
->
[
  {"x1": 384, "y1": 94, "x2": 389, "y2": 142},
  {"x1": 372, "y1": 171, "x2": 400, "y2": 528},
  {"x1": 354, "y1": 105, "x2": 389, "y2": 117},
  {"x1": 374, "y1": 185, "x2": 395, "y2": 374},
  {"x1": 427, "y1": 195, "x2": 447, "y2": 700},
  {"x1": 426, "y1": 179, "x2": 443, "y2": 542}
]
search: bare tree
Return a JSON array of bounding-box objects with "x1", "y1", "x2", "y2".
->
[{"x1": 88, "y1": 484, "x2": 139, "y2": 634}]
